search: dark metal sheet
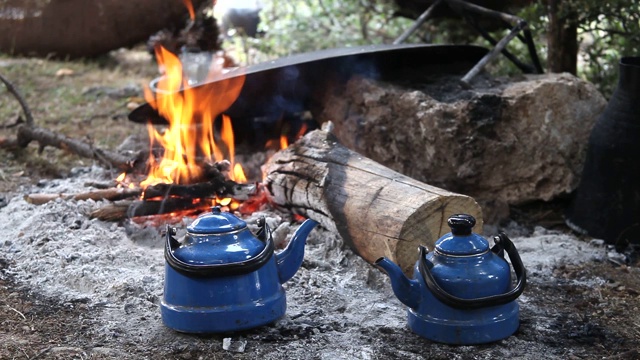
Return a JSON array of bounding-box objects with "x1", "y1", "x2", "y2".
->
[{"x1": 129, "y1": 44, "x2": 488, "y2": 125}]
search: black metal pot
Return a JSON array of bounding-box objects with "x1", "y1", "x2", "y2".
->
[{"x1": 566, "y1": 57, "x2": 640, "y2": 245}]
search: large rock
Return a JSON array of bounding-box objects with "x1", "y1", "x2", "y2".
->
[
  {"x1": 316, "y1": 73, "x2": 607, "y2": 222},
  {"x1": 0, "y1": 0, "x2": 208, "y2": 58}
]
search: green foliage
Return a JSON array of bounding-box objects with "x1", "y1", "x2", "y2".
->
[
  {"x1": 519, "y1": 0, "x2": 640, "y2": 97},
  {"x1": 224, "y1": 0, "x2": 639, "y2": 97},
  {"x1": 573, "y1": 1, "x2": 640, "y2": 96},
  {"x1": 244, "y1": 0, "x2": 413, "y2": 59}
]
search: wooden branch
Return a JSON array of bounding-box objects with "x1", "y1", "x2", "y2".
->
[
  {"x1": 393, "y1": 0, "x2": 443, "y2": 44},
  {"x1": 444, "y1": 0, "x2": 522, "y2": 26},
  {"x1": 0, "y1": 73, "x2": 34, "y2": 126},
  {"x1": 89, "y1": 200, "x2": 133, "y2": 221},
  {"x1": 90, "y1": 178, "x2": 256, "y2": 221},
  {"x1": 15, "y1": 124, "x2": 134, "y2": 170},
  {"x1": 143, "y1": 181, "x2": 257, "y2": 201},
  {"x1": 25, "y1": 188, "x2": 141, "y2": 205},
  {"x1": 128, "y1": 198, "x2": 206, "y2": 217},
  {"x1": 461, "y1": 21, "x2": 525, "y2": 87},
  {"x1": 462, "y1": 13, "x2": 535, "y2": 73},
  {"x1": 265, "y1": 127, "x2": 483, "y2": 275},
  {"x1": 438, "y1": 0, "x2": 543, "y2": 83},
  {"x1": 89, "y1": 198, "x2": 209, "y2": 221},
  {"x1": 0, "y1": 73, "x2": 140, "y2": 170}
]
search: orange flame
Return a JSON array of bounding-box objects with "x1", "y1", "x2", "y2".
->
[
  {"x1": 280, "y1": 134, "x2": 289, "y2": 149},
  {"x1": 279, "y1": 123, "x2": 308, "y2": 150},
  {"x1": 141, "y1": 46, "x2": 245, "y2": 188},
  {"x1": 182, "y1": 0, "x2": 196, "y2": 20}
]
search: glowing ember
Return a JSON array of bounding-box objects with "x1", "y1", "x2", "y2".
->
[{"x1": 141, "y1": 46, "x2": 246, "y2": 189}]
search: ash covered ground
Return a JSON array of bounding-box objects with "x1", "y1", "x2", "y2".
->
[{"x1": 1, "y1": 167, "x2": 639, "y2": 359}]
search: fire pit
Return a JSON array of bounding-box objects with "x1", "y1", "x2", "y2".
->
[{"x1": 0, "y1": 44, "x2": 639, "y2": 359}]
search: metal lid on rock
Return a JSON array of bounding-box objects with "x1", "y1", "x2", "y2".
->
[
  {"x1": 435, "y1": 214, "x2": 489, "y2": 256},
  {"x1": 187, "y1": 206, "x2": 247, "y2": 234}
]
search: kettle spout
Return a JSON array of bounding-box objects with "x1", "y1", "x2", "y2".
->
[
  {"x1": 276, "y1": 219, "x2": 318, "y2": 284},
  {"x1": 375, "y1": 257, "x2": 421, "y2": 309}
]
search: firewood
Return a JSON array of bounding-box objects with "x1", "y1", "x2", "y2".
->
[
  {"x1": 89, "y1": 198, "x2": 208, "y2": 221},
  {"x1": 265, "y1": 126, "x2": 483, "y2": 275},
  {"x1": 90, "y1": 181, "x2": 257, "y2": 221},
  {"x1": 89, "y1": 200, "x2": 134, "y2": 222},
  {"x1": 25, "y1": 188, "x2": 142, "y2": 205},
  {"x1": 143, "y1": 181, "x2": 257, "y2": 201}
]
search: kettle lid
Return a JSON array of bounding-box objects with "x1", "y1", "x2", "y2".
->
[
  {"x1": 435, "y1": 214, "x2": 489, "y2": 256},
  {"x1": 187, "y1": 206, "x2": 247, "y2": 234}
]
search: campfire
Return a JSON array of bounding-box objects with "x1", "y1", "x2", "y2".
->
[
  {"x1": 41, "y1": 45, "x2": 311, "y2": 223},
  {"x1": 2, "y1": 1, "x2": 640, "y2": 358},
  {"x1": 114, "y1": 44, "x2": 255, "y2": 218},
  {"x1": 0, "y1": 0, "x2": 613, "y2": 283}
]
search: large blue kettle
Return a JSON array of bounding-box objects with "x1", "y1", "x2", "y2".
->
[
  {"x1": 161, "y1": 206, "x2": 318, "y2": 333},
  {"x1": 375, "y1": 214, "x2": 526, "y2": 344}
]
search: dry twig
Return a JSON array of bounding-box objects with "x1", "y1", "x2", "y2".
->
[
  {"x1": 0, "y1": 72, "x2": 138, "y2": 170},
  {"x1": 0, "y1": 73, "x2": 34, "y2": 126}
]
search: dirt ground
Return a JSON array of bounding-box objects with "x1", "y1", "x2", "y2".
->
[{"x1": 1, "y1": 51, "x2": 640, "y2": 360}]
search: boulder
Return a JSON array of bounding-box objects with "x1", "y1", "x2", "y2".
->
[{"x1": 315, "y1": 73, "x2": 607, "y2": 222}]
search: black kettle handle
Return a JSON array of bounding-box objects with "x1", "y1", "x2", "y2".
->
[
  {"x1": 419, "y1": 232, "x2": 527, "y2": 310},
  {"x1": 164, "y1": 222, "x2": 275, "y2": 277}
]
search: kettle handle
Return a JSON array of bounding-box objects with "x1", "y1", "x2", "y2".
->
[
  {"x1": 419, "y1": 232, "x2": 527, "y2": 310},
  {"x1": 164, "y1": 224, "x2": 275, "y2": 277}
]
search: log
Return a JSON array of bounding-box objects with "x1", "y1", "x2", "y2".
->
[
  {"x1": 90, "y1": 181, "x2": 256, "y2": 221},
  {"x1": 90, "y1": 198, "x2": 207, "y2": 221},
  {"x1": 143, "y1": 181, "x2": 258, "y2": 201},
  {"x1": 89, "y1": 200, "x2": 134, "y2": 222},
  {"x1": 25, "y1": 188, "x2": 141, "y2": 205},
  {"x1": 265, "y1": 126, "x2": 483, "y2": 275}
]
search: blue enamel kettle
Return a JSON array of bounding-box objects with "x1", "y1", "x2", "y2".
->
[
  {"x1": 375, "y1": 214, "x2": 526, "y2": 344},
  {"x1": 161, "y1": 206, "x2": 318, "y2": 333}
]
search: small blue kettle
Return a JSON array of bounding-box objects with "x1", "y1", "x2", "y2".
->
[
  {"x1": 375, "y1": 214, "x2": 526, "y2": 344},
  {"x1": 161, "y1": 206, "x2": 317, "y2": 333}
]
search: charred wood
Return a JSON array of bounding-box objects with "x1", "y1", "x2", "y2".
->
[
  {"x1": 143, "y1": 181, "x2": 257, "y2": 201},
  {"x1": 90, "y1": 198, "x2": 207, "y2": 222}
]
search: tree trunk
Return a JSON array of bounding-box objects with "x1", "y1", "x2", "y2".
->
[{"x1": 547, "y1": 0, "x2": 578, "y2": 74}]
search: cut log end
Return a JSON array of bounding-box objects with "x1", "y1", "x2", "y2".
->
[{"x1": 396, "y1": 197, "x2": 483, "y2": 275}]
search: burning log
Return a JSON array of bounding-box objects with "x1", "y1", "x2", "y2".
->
[
  {"x1": 89, "y1": 180, "x2": 257, "y2": 221},
  {"x1": 142, "y1": 181, "x2": 257, "y2": 201},
  {"x1": 265, "y1": 125, "x2": 483, "y2": 274},
  {"x1": 90, "y1": 198, "x2": 213, "y2": 221},
  {"x1": 90, "y1": 198, "x2": 204, "y2": 221}
]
